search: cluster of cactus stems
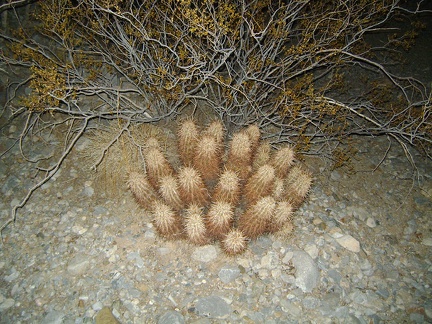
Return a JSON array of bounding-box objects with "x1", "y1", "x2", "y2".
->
[{"x1": 127, "y1": 119, "x2": 312, "y2": 255}]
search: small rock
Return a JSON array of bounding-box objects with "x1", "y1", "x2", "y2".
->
[
  {"x1": 67, "y1": 254, "x2": 90, "y2": 275},
  {"x1": 260, "y1": 251, "x2": 279, "y2": 269},
  {"x1": 249, "y1": 236, "x2": 273, "y2": 255},
  {"x1": 351, "y1": 206, "x2": 368, "y2": 221},
  {"x1": 335, "y1": 234, "x2": 360, "y2": 253},
  {"x1": 41, "y1": 310, "x2": 64, "y2": 324},
  {"x1": 158, "y1": 247, "x2": 171, "y2": 255},
  {"x1": 410, "y1": 312, "x2": 425, "y2": 324},
  {"x1": 95, "y1": 307, "x2": 120, "y2": 324},
  {"x1": 0, "y1": 298, "x2": 15, "y2": 311},
  {"x1": 366, "y1": 217, "x2": 377, "y2": 228},
  {"x1": 92, "y1": 301, "x2": 104, "y2": 311},
  {"x1": 192, "y1": 245, "x2": 218, "y2": 263},
  {"x1": 302, "y1": 296, "x2": 320, "y2": 309},
  {"x1": 72, "y1": 225, "x2": 88, "y2": 235},
  {"x1": 304, "y1": 243, "x2": 319, "y2": 259},
  {"x1": 280, "y1": 300, "x2": 302, "y2": 317},
  {"x1": 93, "y1": 206, "x2": 108, "y2": 216},
  {"x1": 330, "y1": 170, "x2": 341, "y2": 181},
  {"x1": 282, "y1": 251, "x2": 294, "y2": 264},
  {"x1": 4, "y1": 268, "x2": 19, "y2": 282},
  {"x1": 195, "y1": 296, "x2": 232, "y2": 319},
  {"x1": 82, "y1": 185, "x2": 94, "y2": 197},
  {"x1": 218, "y1": 265, "x2": 241, "y2": 283},
  {"x1": 144, "y1": 228, "x2": 156, "y2": 240},
  {"x1": 292, "y1": 250, "x2": 320, "y2": 293},
  {"x1": 158, "y1": 310, "x2": 185, "y2": 324},
  {"x1": 421, "y1": 237, "x2": 432, "y2": 246},
  {"x1": 127, "y1": 251, "x2": 145, "y2": 268}
]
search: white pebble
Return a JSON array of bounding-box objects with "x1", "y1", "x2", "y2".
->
[{"x1": 335, "y1": 234, "x2": 360, "y2": 253}]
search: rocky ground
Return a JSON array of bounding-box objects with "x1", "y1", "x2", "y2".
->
[
  {"x1": 0, "y1": 114, "x2": 431, "y2": 323},
  {"x1": 1, "y1": 3, "x2": 432, "y2": 323}
]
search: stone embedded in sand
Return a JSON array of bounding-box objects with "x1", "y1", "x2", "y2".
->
[{"x1": 335, "y1": 234, "x2": 360, "y2": 253}]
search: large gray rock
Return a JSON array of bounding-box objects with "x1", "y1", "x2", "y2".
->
[{"x1": 292, "y1": 250, "x2": 320, "y2": 293}]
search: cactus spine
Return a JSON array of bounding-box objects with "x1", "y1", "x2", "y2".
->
[
  {"x1": 244, "y1": 164, "x2": 276, "y2": 204},
  {"x1": 226, "y1": 132, "x2": 252, "y2": 181},
  {"x1": 178, "y1": 119, "x2": 199, "y2": 166},
  {"x1": 253, "y1": 140, "x2": 272, "y2": 170},
  {"x1": 178, "y1": 167, "x2": 208, "y2": 206},
  {"x1": 238, "y1": 196, "x2": 276, "y2": 239},
  {"x1": 244, "y1": 124, "x2": 261, "y2": 153},
  {"x1": 151, "y1": 200, "x2": 183, "y2": 239},
  {"x1": 127, "y1": 172, "x2": 157, "y2": 209},
  {"x1": 268, "y1": 201, "x2": 294, "y2": 233},
  {"x1": 159, "y1": 175, "x2": 183, "y2": 211},
  {"x1": 284, "y1": 166, "x2": 312, "y2": 208},
  {"x1": 206, "y1": 201, "x2": 234, "y2": 239},
  {"x1": 144, "y1": 148, "x2": 174, "y2": 190},
  {"x1": 193, "y1": 135, "x2": 221, "y2": 182},
  {"x1": 203, "y1": 120, "x2": 225, "y2": 148},
  {"x1": 184, "y1": 204, "x2": 208, "y2": 245},
  {"x1": 221, "y1": 229, "x2": 247, "y2": 255},
  {"x1": 212, "y1": 169, "x2": 241, "y2": 206},
  {"x1": 272, "y1": 146, "x2": 295, "y2": 178}
]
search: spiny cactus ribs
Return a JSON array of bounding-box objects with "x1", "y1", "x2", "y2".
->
[{"x1": 128, "y1": 119, "x2": 312, "y2": 255}]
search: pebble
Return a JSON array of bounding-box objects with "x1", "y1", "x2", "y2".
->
[
  {"x1": 158, "y1": 310, "x2": 185, "y2": 324},
  {"x1": 421, "y1": 237, "x2": 432, "y2": 246},
  {"x1": 82, "y1": 185, "x2": 94, "y2": 197},
  {"x1": 335, "y1": 234, "x2": 361, "y2": 253},
  {"x1": 67, "y1": 254, "x2": 90, "y2": 275},
  {"x1": 40, "y1": 310, "x2": 64, "y2": 324},
  {"x1": 291, "y1": 250, "x2": 320, "y2": 293},
  {"x1": 0, "y1": 298, "x2": 15, "y2": 311},
  {"x1": 127, "y1": 251, "x2": 145, "y2": 268},
  {"x1": 366, "y1": 217, "x2": 377, "y2": 228},
  {"x1": 280, "y1": 300, "x2": 302, "y2": 317},
  {"x1": 195, "y1": 296, "x2": 232, "y2": 319},
  {"x1": 218, "y1": 265, "x2": 241, "y2": 283},
  {"x1": 95, "y1": 307, "x2": 120, "y2": 324},
  {"x1": 191, "y1": 245, "x2": 218, "y2": 263}
]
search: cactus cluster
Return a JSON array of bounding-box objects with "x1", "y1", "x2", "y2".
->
[{"x1": 127, "y1": 119, "x2": 312, "y2": 255}]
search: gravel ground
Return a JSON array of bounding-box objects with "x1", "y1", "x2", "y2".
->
[{"x1": 0, "y1": 116, "x2": 431, "y2": 324}]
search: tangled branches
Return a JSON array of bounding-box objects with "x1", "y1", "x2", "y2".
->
[{"x1": 0, "y1": 0, "x2": 431, "y2": 230}]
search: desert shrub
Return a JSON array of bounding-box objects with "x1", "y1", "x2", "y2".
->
[{"x1": 0, "y1": 0, "x2": 431, "y2": 229}]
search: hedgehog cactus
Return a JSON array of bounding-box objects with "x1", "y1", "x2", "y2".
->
[
  {"x1": 238, "y1": 196, "x2": 276, "y2": 239},
  {"x1": 178, "y1": 119, "x2": 199, "y2": 166},
  {"x1": 144, "y1": 147, "x2": 174, "y2": 190},
  {"x1": 178, "y1": 166, "x2": 209, "y2": 206},
  {"x1": 213, "y1": 169, "x2": 241, "y2": 206},
  {"x1": 159, "y1": 175, "x2": 183, "y2": 211},
  {"x1": 244, "y1": 164, "x2": 276, "y2": 204},
  {"x1": 226, "y1": 132, "x2": 253, "y2": 181},
  {"x1": 184, "y1": 204, "x2": 208, "y2": 245},
  {"x1": 127, "y1": 171, "x2": 157, "y2": 208},
  {"x1": 151, "y1": 200, "x2": 183, "y2": 239},
  {"x1": 193, "y1": 135, "x2": 221, "y2": 182},
  {"x1": 206, "y1": 201, "x2": 234, "y2": 240},
  {"x1": 128, "y1": 119, "x2": 312, "y2": 255}
]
